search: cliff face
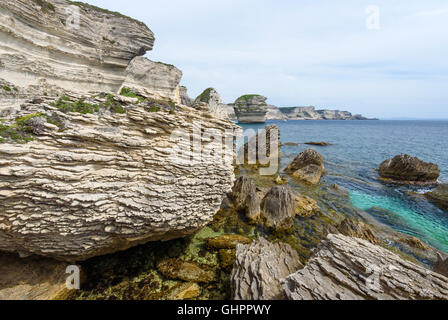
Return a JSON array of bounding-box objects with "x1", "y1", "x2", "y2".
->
[
  {"x1": 0, "y1": 0, "x2": 155, "y2": 96},
  {"x1": 193, "y1": 88, "x2": 231, "y2": 120},
  {"x1": 233, "y1": 95, "x2": 268, "y2": 123},
  {"x1": 0, "y1": 0, "x2": 238, "y2": 261},
  {"x1": 267, "y1": 106, "x2": 372, "y2": 120}
]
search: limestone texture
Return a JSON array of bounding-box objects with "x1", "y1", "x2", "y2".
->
[
  {"x1": 231, "y1": 238, "x2": 303, "y2": 300},
  {"x1": 285, "y1": 149, "x2": 325, "y2": 185},
  {"x1": 193, "y1": 88, "x2": 231, "y2": 120},
  {"x1": 379, "y1": 154, "x2": 440, "y2": 185},
  {"x1": 282, "y1": 234, "x2": 448, "y2": 300},
  {"x1": 233, "y1": 95, "x2": 268, "y2": 123}
]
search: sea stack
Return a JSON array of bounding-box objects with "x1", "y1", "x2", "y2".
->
[{"x1": 233, "y1": 95, "x2": 268, "y2": 123}]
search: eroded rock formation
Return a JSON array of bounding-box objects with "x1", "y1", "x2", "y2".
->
[
  {"x1": 282, "y1": 234, "x2": 448, "y2": 300},
  {"x1": 233, "y1": 95, "x2": 268, "y2": 123},
  {"x1": 231, "y1": 238, "x2": 303, "y2": 300},
  {"x1": 0, "y1": 1, "x2": 239, "y2": 261},
  {"x1": 285, "y1": 149, "x2": 325, "y2": 185},
  {"x1": 0, "y1": 0, "x2": 154, "y2": 96},
  {"x1": 379, "y1": 155, "x2": 440, "y2": 185},
  {"x1": 271, "y1": 106, "x2": 373, "y2": 120},
  {"x1": 426, "y1": 184, "x2": 448, "y2": 210},
  {"x1": 193, "y1": 88, "x2": 230, "y2": 120}
]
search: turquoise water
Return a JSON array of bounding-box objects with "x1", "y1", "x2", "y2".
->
[{"x1": 239, "y1": 120, "x2": 448, "y2": 252}]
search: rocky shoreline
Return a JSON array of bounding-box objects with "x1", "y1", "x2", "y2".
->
[{"x1": 0, "y1": 0, "x2": 446, "y2": 301}]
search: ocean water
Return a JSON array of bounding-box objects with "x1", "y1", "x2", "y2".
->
[{"x1": 238, "y1": 120, "x2": 448, "y2": 252}]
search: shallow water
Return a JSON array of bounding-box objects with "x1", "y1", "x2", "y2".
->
[{"x1": 239, "y1": 120, "x2": 448, "y2": 252}]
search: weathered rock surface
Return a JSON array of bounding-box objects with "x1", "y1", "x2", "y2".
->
[
  {"x1": 337, "y1": 218, "x2": 380, "y2": 245},
  {"x1": 0, "y1": 252, "x2": 69, "y2": 300},
  {"x1": 157, "y1": 259, "x2": 216, "y2": 283},
  {"x1": 273, "y1": 106, "x2": 373, "y2": 120},
  {"x1": 426, "y1": 184, "x2": 448, "y2": 210},
  {"x1": 434, "y1": 253, "x2": 448, "y2": 278},
  {"x1": 165, "y1": 282, "x2": 201, "y2": 300},
  {"x1": 0, "y1": 0, "x2": 154, "y2": 96},
  {"x1": 193, "y1": 88, "x2": 230, "y2": 120},
  {"x1": 121, "y1": 57, "x2": 182, "y2": 104},
  {"x1": 205, "y1": 234, "x2": 252, "y2": 249},
  {"x1": 0, "y1": 93, "x2": 237, "y2": 261},
  {"x1": 266, "y1": 105, "x2": 287, "y2": 120},
  {"x1": 282, "y1": 234, "x2": 448, "y2": 300},
  {"x1": 229, "y1": 176, "x2": 261, "y2": 222},
  {"x1": 260, "y1": 185, "x2": 318, "y2": 230},
  {"x1": 285, "y1": 149, "x2": 325, "y2": 185},
  {"x1": 379, "y1": 155, "x2": 440, "y2": 185},
  {"x1": 179, "y1": 86, "x2": 194, "y2": 107},
  {"x1": 231, "y1": 238, "x2": 303, "y2": 300},
  {"x1": 233, "y1": 95, "x2": 268, "y2": 123}
]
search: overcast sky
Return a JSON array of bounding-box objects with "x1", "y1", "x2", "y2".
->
[{"x1": 82, "y1": 0, "x2": 448, "y2": 119}]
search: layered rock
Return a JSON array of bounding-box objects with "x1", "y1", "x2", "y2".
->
[
  {"x1": 336, "y1": 218, "x2": 380, "y2": 245},
  {"x1": 282, "y1": 234, "x2": 448, "y2": 300},
  {"x1": 426, "y1": 184, "x2": 448, "y2": 210},
  {"x1": 379, "y1": 155, "x2": 440, "y2": 185},
  {"x1": 0, "y1": 92, "x2": 238, "y2": 261},
  {"x1": 179, "y1": 86, "x2": 193, "y2": 107},
  {"x1": 266, "y1": 105, "x2": 287, "y2": 120},
  {"x1": 434, "y1": 253, "x2": 448, "y2": 278},
  {"x1": 285, "y1": 149, "x2": 325, "y2": 185},
  {"x1": 231, "y1": 238, "x2": 303, "y2": 300},
  {"x1": 193, "y1": 88, "x2": 230, "y2": 120},
  {"x1": 0, "y1": 0, "x2": 154, "y2": 96},
  {"x1": 260, "y1": 185, "x2": 318, "y2": 230},
  {"x1": 229, "y1": 176, "x2": 261, "y2": 222},
  {"x1": 233, "y1": 95, "x2": 268, "y2": 123},
  {"x1": 273, "y1": 106, "x2": 373, "y2": 120},
  {"x1": 121, "y1": 57, "x2": 182, "y2": 104}
]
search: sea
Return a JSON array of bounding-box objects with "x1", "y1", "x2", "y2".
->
[{"x1": 238, "y1": 120, "x2": 448, "y2": 252}]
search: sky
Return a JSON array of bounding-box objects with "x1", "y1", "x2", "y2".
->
[{"x1": 81, "y1": 0, "x2": 448, "y2": 119}]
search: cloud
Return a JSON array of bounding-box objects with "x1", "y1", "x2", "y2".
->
[{"x1": 82, "y1": 0, "x2": 448, "y2": 118}]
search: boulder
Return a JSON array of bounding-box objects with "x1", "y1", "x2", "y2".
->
[
  {"x1": 285, "y1": 149, "x2": 325, "y2": 185},
  {"x1": 233, "y1": 95, "x2": 269, "y2": 124},
  {"x1": 337, "y1": 218, "x2": 380, "y2": 245},
  {"x1": 0, "y1": 93, "x2": 238, "y2": 261},
  {"x1": 379, "y1": 155, "x2": 440, "y2": 185},
  {"x1": 260, "y1": 185, "x2": 318, "y2": 230},
  {"x1": 231, "y1": 238, "x2": 303, "y2": 300},
  {"x1": 282, "y1": 234, "x2": 448, "y2": 300},
  {"x1": 229, "y1": 176, "x2": 261, "y2": 222},
  {"x1": 434, "y1": 253, "x2": 448, "y2": 278},
  {"x1": 426, "y1": 184, "x2": 448, "y2": 210},
  {"x1": 165, "y1": 282, "x2": 201, "y2": 300},
  {"x1": 157, "y1": 259, "x2": 216, "y2": 283},
  {"x1": 205, "y1": 234, "x2": 252, "y2": 250}
]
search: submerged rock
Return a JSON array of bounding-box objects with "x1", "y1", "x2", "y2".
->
[
  {"x1": 426, "y1": 184, "x2": 448, "y2": 210},
  {"x1": 231, "y1": 238, "x2": 303, "y2": 300},
  {"x1": 285, "y1": 149, "x2": 325, "y2": 185},
  {"x1": 205, "y1": 234, "x2": 252, "y2": 250},
  {"x1": 233, "y1": 95, "x2": 269, "y2": 124},
  {"x1": 304, "y1": 142, "x2": 332, "y2": 146},
  {"x1": 282, "y1": 234, "x2": 448, "y2": 300},
  {"x1": 157, "y1": 259, "x2": 216, "y2": 283},
  {"x1": 165, "y1": 282, "x2": 201, "y2": 300},
  {"x1": 379, "y1": 155, "x2": 440, "y2": 185}
]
